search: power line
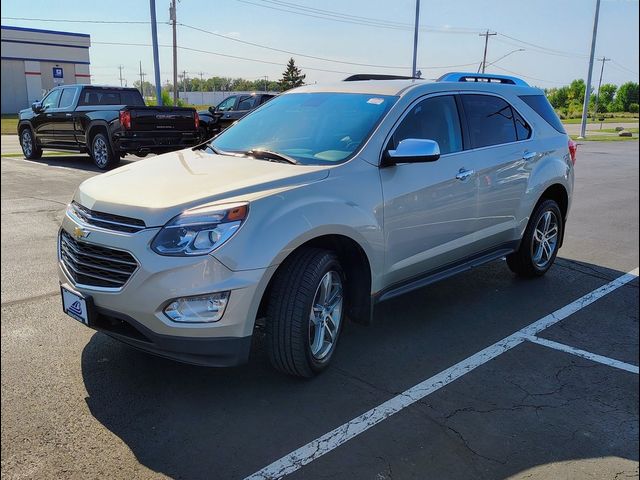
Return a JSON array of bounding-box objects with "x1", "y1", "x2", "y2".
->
[
  {"x1": 609, "y1": 60, "x2": 639, "y2": 76},
  {"x1": 1, "y1": 16, "x2": 165, "y2": 24},
  {"x1": 490, "y1": 65, "x2": 565, "y2": 85},
  {"x1": 496, "y1": 32, "x2": 588, "y2": 59}
]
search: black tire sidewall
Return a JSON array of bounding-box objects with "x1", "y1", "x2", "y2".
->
[
  {"x1": 91, "y1": 133, "x2": 114, "y2": 169},
  {"x1": 305, "y1": 256, "x2": 346, "y2": 373},
  {"x1": 20, "y1": 128, "x2": 41, "y2": 159},
  {"x1": 522, "y1": 200, "x2": 563, "y2": 275}
]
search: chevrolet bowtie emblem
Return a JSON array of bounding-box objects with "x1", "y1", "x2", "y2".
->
[{"x1": 73, "y1": 227, "x2": 90, "y2": 239}]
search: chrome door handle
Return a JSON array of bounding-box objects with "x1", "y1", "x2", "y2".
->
[
  {"x1": 455, "y1": 168, "x2": 475, "y2": 181},
  {"x1": 523, "y1": 151, "x2": 537, "y2": 161},
  {"x1": 65, "y1": 113, "x2": 72, "y2": 117}
]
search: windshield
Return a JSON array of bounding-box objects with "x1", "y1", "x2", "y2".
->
[{"x1": 210, "y1": 92, "x2": 397, "y2": 165}]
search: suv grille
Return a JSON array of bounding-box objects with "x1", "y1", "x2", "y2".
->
[
  {"x1": 59, "y1": 230, "x2": 138, "y2": 289},
  {"x1": 70, "y1": 201, "x2": 146, "y2": 233}
]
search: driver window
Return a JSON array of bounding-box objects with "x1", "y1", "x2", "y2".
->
[
  {"x1": 391, "y1": 95, "x2": 463, "y2": 155},
  {"x1": 217, "y1": 96, "x2": 236, "y2": 111},
  {"x1": 42, "y1": 89, "x2": 62, "y2": 110}
]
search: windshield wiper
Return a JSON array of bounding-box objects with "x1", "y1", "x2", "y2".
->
[{"x1": 245, "y1": 149, "x2": 299, "y2": 165}]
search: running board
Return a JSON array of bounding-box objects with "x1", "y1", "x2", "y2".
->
[{"x1": 375, "y1": 245, "x2": 515, "y2": 303}]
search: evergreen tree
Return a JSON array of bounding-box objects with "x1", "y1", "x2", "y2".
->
[{"x1": 279, "y1": 58, "x2": 306, "y2": 91}]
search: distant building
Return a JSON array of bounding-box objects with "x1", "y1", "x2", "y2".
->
[{"x1": 1, "y1": 25, "x2": 91, "y2": 114}]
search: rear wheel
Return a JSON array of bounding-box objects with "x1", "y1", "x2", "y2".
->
[
  {"x1": 266, "y1": 248, "x2": 345, "y2": 377},
  {"x1": 20, "y1": 128, "x2": 42, "y2": 159},
  {"x1": 507, "y1": 199, "x2": 563, "y2": 277},
  {"x1": 90, "y1": 132, "x2": 118, "y2": 170}
]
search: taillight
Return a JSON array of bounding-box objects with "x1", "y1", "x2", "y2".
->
[
  {"x1": 119, "y1": 110, "x2": 131, "y2": 130},
  {"x1": 194, "y1": 111, "x2": 200, "y2": 129},
  {"x1": 568, "y1": 139, "x2": 577, "y2": 165}
]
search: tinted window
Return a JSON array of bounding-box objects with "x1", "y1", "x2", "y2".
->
[
  {"x1": 42, "y1": 89, "x2": 61, "y2": 109},
  {"x1": 391, "y1": 95, "x2": 463, "y2": 155},
  {"x1": 462, "y1": 94, "x2": 518, "y2": 148},
  {"x1": 519, "y1": 94, "x2": 566, "y2": 134},
  {"x1": 79, "y1": 89, "x2": 144, "y2": 106},
  {"x1": 260, "y1": 95, "x2": 274, "y2": 105},
  {"x1": 514, "y1": 108, "x2": 532, "y2": 140},
  {"x1": 237, "y1": 96, "x2": 258, "y2": 110},
  {"x1": 58, "y1": 88, "x2": 77, "y2": 109}
]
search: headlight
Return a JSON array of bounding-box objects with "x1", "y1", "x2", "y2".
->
[{"x1": 151, "y1": 202, "x2": 248, "y2": 256}]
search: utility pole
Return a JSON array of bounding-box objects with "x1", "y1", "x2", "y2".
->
[
  {"x1": 263, "y1": 76, "x2": 268, "y2": 92},
  {"x1": 118, "y1": 65, "x2": 124, "y2": 87},
  {"x1": 170, "y1": 0, "x2": 178, "y2": 105},
  {"x1": 479, "y1": 30, "x2": 497, "y2": 73},
  {"x1": 593, "y1": 56, "x2": 611, "y2": 122},
  {"x1": 199, "y1": 71, "x2": 204, "y2": 104},
  {"x1": 411, "y1": 0, "x2": 420, "y2": 78},
  {"x1": 149, "y1": 0, "x2": 162, "y2": 105},
  {"x1": 182, "y1": 70, "x2": 187, "y2": 97},
  {"x1": 138, "y1": 61, "x2": 146, "y2": 96},
  {"x1": 579, "y1": 0, "x2": 601, "y2": 139}
]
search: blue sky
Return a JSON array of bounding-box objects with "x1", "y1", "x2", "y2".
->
[{"x1": 1, "y1": 0, "x2": 638, "y2": 89}]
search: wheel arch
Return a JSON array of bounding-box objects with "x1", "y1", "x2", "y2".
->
[{"x1": 534, "y1": 183, "x2": 569, "y2": 247}]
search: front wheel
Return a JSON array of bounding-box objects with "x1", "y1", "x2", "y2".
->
[
  {"x1": 507, "y1": 199, "x2": 563, "y2": 277},
  {"x1": 266, "y1": 249, "x2": 345, "y2": 377},
  {"x1": 90, "y1": 133, "x2": 118, "y2": 170},
  {"x1": 20, "y1": 128, "x2": 42, "y2": 160}
]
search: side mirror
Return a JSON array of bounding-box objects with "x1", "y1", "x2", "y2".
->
[
  {"x1": 382, "y1": 138, "x2": 441, "y2": 167},
  {"x1": 208, "y1": 106, "x2": 216, "y2": 115},
  {"x1": 32, "y1": 101, "x2": 43, "y2": 113}
]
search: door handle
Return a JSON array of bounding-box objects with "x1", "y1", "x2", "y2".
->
[
  {"x1": 65, "y1": 113, "x2": 72, "y2": 117},
  {"x1": 455, "y1": 168, "x2": 475, "y2": 181},
  {"x1": 522, "y1": 151, "x2": 537, "y2": 161}
]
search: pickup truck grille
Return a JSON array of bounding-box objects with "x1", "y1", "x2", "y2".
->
[
  {"x1": 70, "y1": 201, "x2": 146, "y2": 233},
  {"x1": 59, "y1": 230, "x2": 138, "y2": 289}
]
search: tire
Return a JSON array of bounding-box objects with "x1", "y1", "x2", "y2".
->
[
  {"x1": 266, "y1": 248, "x2": 346, "y2": 378},
  {"x1": 90, "y1": 132, "x2": 119, "y2": 170},
  {"x1": 507, "y1": 199, "x2": 563, "y2": 277},
  {"x1": 20, "y1": 128, "x2": 43, "y2": 160}
]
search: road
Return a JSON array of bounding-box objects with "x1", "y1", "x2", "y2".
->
[{"x1": 1, "y1": 142, "x2": 638, "y2": 479}]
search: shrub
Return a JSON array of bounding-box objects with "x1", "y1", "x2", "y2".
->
[{"x1": 630, "y1": 103, "x2": 639, "y2": 114}]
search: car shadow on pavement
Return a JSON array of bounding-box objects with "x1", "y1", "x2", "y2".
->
[
  {"x1": 81, "y1": 259, "x2": 638, "y2": 480},
  {"x1": 18, "y1": 155, "x2": 137, "y2": 173}
]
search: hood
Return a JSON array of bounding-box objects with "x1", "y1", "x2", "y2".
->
[{"x1": 75, "y1": 149, "x2": 330, "y2": 226}]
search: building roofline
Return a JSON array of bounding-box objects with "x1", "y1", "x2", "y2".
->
[{"x1": 1, "y1": 25, "x2": 90, "y2": 38}]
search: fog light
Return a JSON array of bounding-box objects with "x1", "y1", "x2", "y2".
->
[{"x1": 163, "y1": 292, "x2": 230, "y2": 323}]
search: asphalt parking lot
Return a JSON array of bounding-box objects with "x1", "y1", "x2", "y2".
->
[{"x1": 1, "y1": 140, "x2": 638, "y2": 479}]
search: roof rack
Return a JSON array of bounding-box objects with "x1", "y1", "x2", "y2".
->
[
  {"x1": 343, "y1": 74, "x2": 420, "y2": 82},
  {"x1": 437, "y1": 72, "x2": 529, "y2": 86}
]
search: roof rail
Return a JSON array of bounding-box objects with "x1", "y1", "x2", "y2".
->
[
  {"x1": 437, "y1": 72, "x2": 529, "y2": 86},
  {"x1": 343, "y1": 74, "x2": 420, "y2": 82}
]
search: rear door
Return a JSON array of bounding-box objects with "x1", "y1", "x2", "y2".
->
[
  {"x1": 460, "y1": 93, "x2": 533, "y2": 251},
  {"x1": 380, "y1": 94, "x2": 479, "y2": 286},
  {"x1": 33, "y1": 88, "x2": 62, "y2": 146}
]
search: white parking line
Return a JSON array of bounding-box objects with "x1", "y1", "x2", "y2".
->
[
  {"x1": 526, "y1": 336, "x2": 639, "y2": 374},
  {"x1": 245, "y1": 267, "x2": 639, "y2": 480}
]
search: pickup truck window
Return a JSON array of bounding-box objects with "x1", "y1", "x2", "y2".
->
[
  {"x1": 78, "y1": 89, "x2": 145, "y2": 107},
  {"x1": 217, "y1": 96, "x2": 236, "y2": 111},
  {"x1": 237, "y1": 96, "x2": 258, "y2": 110},
  {"x1": 42, "y1": 89, "x2": 62, "y2": 109},
  {"x1": 59, "y1": 88, "x2": 78, "y2": 109}
]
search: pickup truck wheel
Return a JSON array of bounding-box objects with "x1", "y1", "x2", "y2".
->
[
  {"x1": 91, "y1": 133, "x2": 118, "y2": 170},
  {"x1": 20, "y1": 128, "x2": 42, "y2": 160},
  {"x1": 266, "y1": 248, "x2": 345, "y2": 378},
  {"x1": 507, "y1": 199, "x2": 563, "y2": 277}
]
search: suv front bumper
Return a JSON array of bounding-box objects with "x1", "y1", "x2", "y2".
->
[{"x1": 57, "y1": 215, "x2": 275, "y2": 366}]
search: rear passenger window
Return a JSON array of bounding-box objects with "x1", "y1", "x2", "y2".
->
[
  {"x1": 391, "y1": 95, "x2": 463, "y2": 155},
  {"x1": 462, "y1": 94, "x2": 522, "y2": 148},
  {"x1": 514, "y1": 109, "x2": 532, "y2": 140},
  {"x1": 519, "y1": 94, "x2": 566, "y2": 134}
]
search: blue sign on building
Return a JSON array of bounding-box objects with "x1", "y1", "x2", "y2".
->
[{"x1": 53, "y1": 67, "x2": 64, "y2": 79}]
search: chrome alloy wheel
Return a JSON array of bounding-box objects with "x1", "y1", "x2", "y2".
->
[
  {"x1": 92, "y1": 136, "x2": 109, "y2": 167},
  {"x1": 309, "y1": 270, "x2": 343, "y2": 360},
  {"x1": 531, "y1": 210, "x2": 559, "y2": 269},
  {"x1": 21, "y1": 130, "x2": 33, "y2": 157}
]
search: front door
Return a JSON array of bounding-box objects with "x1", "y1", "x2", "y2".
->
[
  {"x1": 380, "y1": 94, "x2": 479, "y2": 286},
  {"x1": 32, "y1": 88, "x2": 62, "y2": 146}
]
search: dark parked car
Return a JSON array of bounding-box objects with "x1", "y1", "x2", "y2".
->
[
  {"x1": 198, "y1": 93, "x2": 275, "y2": 140},
  {"x1": 18, "y1": 85, "x2": 201, "y2": 169}
]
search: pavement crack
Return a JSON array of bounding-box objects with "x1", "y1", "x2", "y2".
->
[{"x1": 1, "y1": 291, "x2": 59, "y2": 308}]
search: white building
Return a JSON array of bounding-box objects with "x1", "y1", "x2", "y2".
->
[{"x1": 1, "y1": 25, "x2": 91, "y2": 114}]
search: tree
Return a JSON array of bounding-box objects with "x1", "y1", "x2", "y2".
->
[
  {"x1": 613, "y1": 81, "x2": 639, "y2": 112},
  {"x1": 133, "y1": 80, "x2": 155, "y2": 97},
  {"x1": 595, "y1": 83, "x2": 617, "y2": 113},
  {"x1": 279, "y1": 58, "x2": 306, "y2": 91}
]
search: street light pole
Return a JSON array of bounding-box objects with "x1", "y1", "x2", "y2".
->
[
  {"x1": 485, "y1": 48, "x2": 525, "y2": 68},
  {"x1": 411, "y1": 0, "x2": 420, "y2": 78},
  {"x1": 170, "y1": 0, "x2": 178, "y2": 106},
  {"x1": 579, "y1": 0, "x2": 602, "y2": 139}
]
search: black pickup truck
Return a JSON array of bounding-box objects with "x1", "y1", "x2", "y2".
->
[
  {"x1": 18, "y1": 85, "x2": 200, "y2": 169},
  {"x1": 198, "y1": 93, "x2": 275, "y2": 140}
]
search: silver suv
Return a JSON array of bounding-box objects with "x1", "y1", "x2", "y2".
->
[{"x1": 58, "y1": 72, "x2": 576, "y2": 377}]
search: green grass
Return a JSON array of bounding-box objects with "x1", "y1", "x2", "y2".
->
[
  {"x1": 1, "y1": 115, "x2": 18, "y2": 135},
  {"x1": 597, "y1": 127, "x2": 639, "y2": 134},
  {"x1": 570, "y1": 134, "x2": 638, "y2": 142},
  {"x1": 562, "y1": 117, "x2": 639, "y2": 124},
  {"x1": 0, "y1": 151, "x2": 77, "y2": 158}
]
